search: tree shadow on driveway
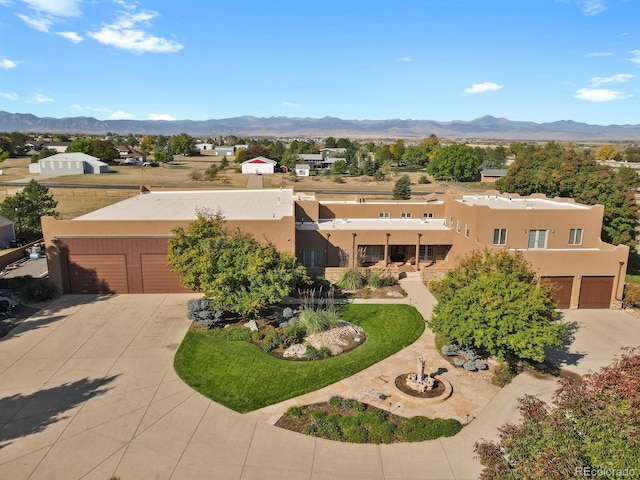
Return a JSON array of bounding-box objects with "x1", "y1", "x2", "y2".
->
[{"x1": 0, "y1": 375, "x2": 118, "y2": 449}]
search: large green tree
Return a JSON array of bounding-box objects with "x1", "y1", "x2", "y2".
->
[
  {"x1": 429, "y1": 249, "x2": 565, "y2": 363},
  {"x1": 168, "y1": 211, "x2": 308, "y2": 317},
  {"x1": 427, "y1": 144, "x2": 480, "y2": 181},
  {"x1": 496, "y1": 143, "x2": 638, "y2": 246},
  {"x1": 475, "y1": 348, "x2": 640, "y2": 480},
  {"x1": 0, "y1": 179, "x2": 59, "y2": 240},
  {"x1": 392, "y1": 175, "x2": 412, "y2": 200},
  {"x1": 169, "y1": 133, "x2": 197, "y2": 155}
]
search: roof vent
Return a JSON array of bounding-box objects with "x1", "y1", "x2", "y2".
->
[{"x1": 526, "y1": 203, "x2": 534, "y2": 209}]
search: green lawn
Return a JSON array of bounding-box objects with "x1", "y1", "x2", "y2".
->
[{"x1": 174, "y1": 304, "x2": 425, "y2": 412}]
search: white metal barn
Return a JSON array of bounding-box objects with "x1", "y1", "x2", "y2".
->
[
  {"x1": 30, "y1": 153, "x2": 111, "y2": 175},
  {"x1": 240, "y1": 156, "x2": 276, "y2": 175}
]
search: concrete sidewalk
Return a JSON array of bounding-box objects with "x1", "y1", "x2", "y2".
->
[{"x1": 0, "y1": 291, "x2": 638, "y2": 479}]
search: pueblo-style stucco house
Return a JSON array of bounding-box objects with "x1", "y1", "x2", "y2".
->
[{"x1": 42, "y1": 187, "x2": 629, "y2": 309}]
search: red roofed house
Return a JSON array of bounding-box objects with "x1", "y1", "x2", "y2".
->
[{"x1": 240, "y1": 156, "x2": 276, "y2": 175}]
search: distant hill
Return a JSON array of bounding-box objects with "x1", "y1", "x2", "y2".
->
[{"x1": 1, "y1": 111, "x2": 640, "y2": 141}]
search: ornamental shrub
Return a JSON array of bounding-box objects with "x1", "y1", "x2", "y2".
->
[
  {"x1": 441, "y1": 344, "x2": 459, "y2": 356},
  {"x1": 624, "y1": 284, "x2": 640, "y2": 308},
  {"x1": 336, "y1": 268, "x2": 365, "y2": 290},
  {"x1": 368, "y1": 421, "x2": 396, "y2": 444},
  {"x1": 342, "y1": 425, "x2": 368, "y2": 443},
  {"x1": 186, "y1": 298, "x2": 223, "y2": 328},
  {"x1": 463, "y1": 361, "x2": 478, "y2": 371},
  {"x1": 453, "y1": 357, "x2": 465, "y2": 367},
  {"x1": 474, "y1": 359, "x2": 488, "y2": 370},
  {"x1": 399, "y1": 416, "x2": 461, "y2": 442}
]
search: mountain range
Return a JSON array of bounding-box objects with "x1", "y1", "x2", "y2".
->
[{"x1": 1, "y1": 111, "x2": 640, "y2": 141}]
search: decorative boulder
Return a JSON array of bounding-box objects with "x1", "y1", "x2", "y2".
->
[
  {"x1": 244, "y1": 320, "x2": 259, "y2": 332},
  {"x1": 283, "y1": 344, "x2": 307, "y2": 358}
]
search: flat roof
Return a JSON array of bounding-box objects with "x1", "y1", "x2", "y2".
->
[
  {"x1": 297, "y1": 218, "x2": 449, "y2": 231},
  {"x1": 74, "y1": 189, "x2": 295, "y2": 221},
  {"x1": 458, "y1": 195, "x2": 589, "y2": 210}
]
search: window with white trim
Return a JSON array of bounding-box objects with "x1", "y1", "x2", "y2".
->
[
  {"x1": 465, "y1": 224, "x2": 469, "y2": 238},
  {"x1": 527, "y1": 229, "x2": 547, "y2": 249},
  {"x1": 423, "y1": 212, "x2": 434, "y2": 218},
  {"x1": 456, "y1": 220, "x2": 461, "y2": 233},
  {"x1": 379, "y1": 212, "x2": 390, "y2": 218},
  {"x1": 401, "y1": 212, "x2": 412, "y2": 218},
  {"x1": 493, "y1": 228, "x2": 507, "y2": 245},
  {"x1": 449, "y1": 216, "x2": 454, "y2": 228},
  {"x1": 569, "y1": 228, "x2": 583, "y2": 245}
]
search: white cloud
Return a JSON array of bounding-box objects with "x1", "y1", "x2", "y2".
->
[
  {"x1": 586, "y1": 52, "x2": 614, "y2": 57},
  {"x1": 34, "y1": 91, "x2": 53, "y2": 102},
  {"x1": 591, "y1": 73, "x2": 634, "y2": 85},
  {"x1": 57, "y1": 31, "x2": 82, "y2": 43},
  {"x1": 17, "y1": 13, "x2": 52, "y2": 31},
  {"x1": 282, "y1": 101, "x2": 298, "y2": 107},
  {"x1": 148, "y1": 113, "x2": 176, "y2": 121},
  {"x1": 21, "y1": 0, "x2": 81, "y2": 17},
  {"x1": 89, "y1": 8, "x2": 183, "y2": 54},
  {"x1": 464, "y1": 81, "x2": 504, "y2": 94},
  {"x1": 398, "y1": 56, "x2": 411, "y2": 62},
  {"x1": 109, "y1": 110, "x2": 135, "y2": 120},
  {"x1": 630, "y1": 50, "x2": 640, "y2": 66},
  {"x1": 0, "y1": 58, "x2": 18, "y2": 69},
  {"x1": 574, "y1": 88, "x2": 631, "y2": 102},
  {"x1": 582, "y1": 0, "x2": 606, "y2": 15},
  {"x1": 0, "y1": 92, "x2": 19, "y2": 100}
]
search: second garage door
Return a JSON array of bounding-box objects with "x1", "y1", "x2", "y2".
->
[
  {"x1": 578, "y1": 276, "x2": 614, "y2": 309},
  {"x1": 141, "y1": 254, "x2": 187, "y2": 293}
]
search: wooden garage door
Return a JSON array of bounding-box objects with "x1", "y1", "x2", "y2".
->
[
  {"x1": 543, "y1": 276, "x2": 574, "y2": 309},
  {"x1": 579, "y1": 276, "x2": 614, "y2": 309},
  {"x1": 68, "y1": 254, "x2": 128, "y2": 294},
  {"x1": 141, "y1": 254, "x2": 186, "y2": 293}
]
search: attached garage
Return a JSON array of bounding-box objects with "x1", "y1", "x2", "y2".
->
[
  {"x1": 543, "y1": 276, "x2": 574, "y2": 309},
  {"x1": 578, "y1": 276, "x2": 614, "y2": 309},
  {"x1": 67, "y1": 254, "x2": 128, "y2": 294},
  {"x1": 141, "y1": 254, "x2": 188, "y2": 293}
]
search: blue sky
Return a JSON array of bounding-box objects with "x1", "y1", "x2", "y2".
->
[{"x1": 1, "y1": 0, "x2": 639, "y2": 126}]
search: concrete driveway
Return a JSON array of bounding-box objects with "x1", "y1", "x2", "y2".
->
[{"x1": 0, "y1": 294, "x2": 638, "y2": 480}]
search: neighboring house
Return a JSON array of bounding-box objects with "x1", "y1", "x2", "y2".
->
[
  {"x1": 42, "y1": 188, "x2": 628, "y2": 310},
  {"x1": 45, "y1": 142, "x2": 71, "y2": 153},
  {"x1": 195, "y1": 143, "x2": 215, "y2": 152},
  {"x1": 240, "y1": 156, "x2": 276, "y2": 175},
  {"x1": 0, "y1": 217, "x2": 15, "y2": 248},
  {"x1": 298, "y1": 154, "x2": 324, "y2": 168},
  {"x1": 480, "y1": 169, "x2": 508, "y2": 182},
  {"x1": 121, "y1": 149, "x2": 146, "y2": 164},
  {"x1": 24, "y1": 141, "x2": 45, "y2": 151},
  {"x1": 28, "y1": 153, "x2": 111, "y2": 175},
  {"x1": 320, "y1": 147, "x2": 347, "y2": 160},
  {"x1": 214, "y1": 146, "x2": 235, "y2": 156},
  {"x1": 295, "y1": 164, "x2": 310, "y2": 176}
]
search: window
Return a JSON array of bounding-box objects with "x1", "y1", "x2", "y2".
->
[
  {"x1": 493, "y1": 228, "x2": 507, "y2": 245},
  {"x1": 527, "y1": 230, "x2": 547, "y2": 249},
  {"x1": 379, "y1": 212, "x2": 390, "y2": 218},
  {"x1": 423, "y1": 212, "x2": 434, "y2": 218},
  {"x1": 465, "y1": 224, "x2": 469, "y2": 238},
  {"x1": 449, "y1": 216, "x2": 454, "y2": 228},
  {"x1": 302, "y1": 250, "x2": 322, "y2": 268},
  {"x1": 456, "y1": 220, "x2": 461, "y2": 233},
  {"x1": 569, "y1": 228, "x2": 583, "y2": 245},
  {"x1": 401, "y1": 212, "x2": 412, "y2": 218}
]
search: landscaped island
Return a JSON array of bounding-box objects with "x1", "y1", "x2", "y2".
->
[{"x1": 174, "y1": 304, "x2": 424, "y2": 412}]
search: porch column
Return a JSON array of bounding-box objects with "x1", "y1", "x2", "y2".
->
[
  {"x1": 352, "y1": 233, "x2": 357, "y2": 267},
  {"x1": 325, "y1": 233, "x2": 331, "y2": 268},
  {"x1": 385, "y1": 233, "x2": 390, "y2": 266},
  {"x1": 416, "y1": 233, "x2": 422, "y2": 271}
]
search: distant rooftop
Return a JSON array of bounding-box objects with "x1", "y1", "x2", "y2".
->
[
  {"x1": 458, "y1": 195, "x2": 588, "y2": 210},
  {"x1": 75, "y1": 189, "x2": 295, "y2": 221}
]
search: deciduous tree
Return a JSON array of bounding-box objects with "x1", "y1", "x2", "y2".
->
[
  {"x1": 427, "y1": 144, "x2": 479, "y2": 181},
  {"x1": 0, "y1": 179, "x2": 59, "y2": 240},
  {"x1": 170, "y1": 133, "x2": 196, "y2": 156},
  {"x1": 475, "y1": 348, "x2": 640, "y2": 480},
  {"x1": 429, "y1": 249, "x2": 565, "y2": 363},
  {"x1": 168, "y1": 211, "x2": 308, "y2": 318}
]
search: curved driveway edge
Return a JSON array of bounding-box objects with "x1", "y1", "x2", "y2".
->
[{"x1": 0, "y1": 293, "x2": 638, "y2": 480}]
